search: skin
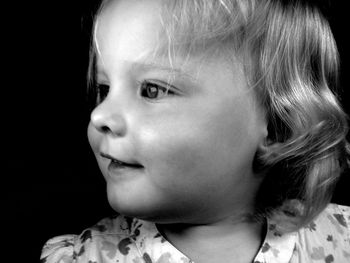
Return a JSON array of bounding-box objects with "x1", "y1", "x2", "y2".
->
[{"x1": 87, "y1": 0, "x2": 268, "y2": 261}]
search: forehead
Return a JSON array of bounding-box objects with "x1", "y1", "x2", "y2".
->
[
  {"x1": 93, "y1": 0, "x2": 246, "y2": 89},
  {"x1": 95, "y1": 0, "x2": 234, "y2": 68},
  {"x1": 95, "y1": 0, "x2": 165, "y2": 63},
  {"x1": 95, "y1": 0, "x2": 208, "y2": 79}
]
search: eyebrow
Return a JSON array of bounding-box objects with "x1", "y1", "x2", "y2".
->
[
  {"x1": 95, "y1": 58, "x2": 199, "y2": 85},
  {"x1": 131, "y1": 62, "x2": 198, "y2": 83}
]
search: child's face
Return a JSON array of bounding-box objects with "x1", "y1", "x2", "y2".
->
[{"x1": 88, "y1": 0, "x2": 267, "y2": 224}]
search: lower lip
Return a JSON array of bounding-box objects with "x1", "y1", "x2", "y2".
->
[{"x1": 107, "y1": 161, "x2": 144, "y2": 179}]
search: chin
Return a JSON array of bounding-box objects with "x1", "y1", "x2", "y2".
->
[
  {"x1": 106, "y1": 193, "x2": 182, "y2": 223},
  {"x1": 106, "y1": 187, "x2": 156, "y2": 220}
]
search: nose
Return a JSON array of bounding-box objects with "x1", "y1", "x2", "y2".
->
[{"x1": 90, "y1": 99, "x2": 127, "y2": 137}]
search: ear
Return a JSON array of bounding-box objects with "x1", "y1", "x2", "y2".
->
[
  {"x1": 252, "y1": 113, "x2": 270, "y2": 175},
  {"x1": 252, "y1": 144, "x2": 269, "y2": 175}
]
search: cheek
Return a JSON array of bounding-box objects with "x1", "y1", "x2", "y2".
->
[
  {"x1": 135, "y1": 103, "x2": 252, "y2": 184},
  {"x1": 137, "y1": 120, "x2": 203, "y2": 176}
]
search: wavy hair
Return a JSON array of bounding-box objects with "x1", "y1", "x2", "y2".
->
[{"x1": 88, "y1": 0, "x2": 349, "y2": 231}]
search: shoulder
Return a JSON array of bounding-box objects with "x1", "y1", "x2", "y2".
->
[
  {"x1": 40, "y1": 215, "x2": 149, "y2": 263},
  {"x1": 292, "y1": 203, "x2": 350, "y2": 262}
]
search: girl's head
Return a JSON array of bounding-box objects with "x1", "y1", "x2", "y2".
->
[{"x1": 87, "y1": 0, "x2": 348, "y2": 230}]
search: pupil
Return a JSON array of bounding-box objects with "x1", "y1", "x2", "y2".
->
[{"x1": 148, "y1": 85, "x2": 158, "y2": 98}]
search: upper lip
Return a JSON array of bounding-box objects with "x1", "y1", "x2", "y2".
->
[{"x1": 100, "y1": 152, "x2": 143, "y2": 168}]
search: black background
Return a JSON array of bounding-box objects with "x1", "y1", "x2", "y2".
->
[{"x1": 3, "y1": 1, "x2": 350, "y2": 262}]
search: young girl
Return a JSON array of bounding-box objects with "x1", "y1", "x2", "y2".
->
[{"x1": 41, "y1": 0, "x2": 350, "y2": 262}]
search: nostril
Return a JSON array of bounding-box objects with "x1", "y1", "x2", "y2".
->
[
  {"x1": 91, "y1": 108, "x2": 127, "y2": 136},
  {"x1": 100, "y1": 125, "x2": 110, "y2": 133},
  {"x1": 98, "y1": 122, "x2": 126, "y2": 137}
]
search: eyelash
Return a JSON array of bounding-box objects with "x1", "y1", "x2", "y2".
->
[
  {"x1": 96, "y1": 84, "x2": 109, "y2": 103},
  {"x1": 139, "y1": 80, "x2": 176, "y2": 100},
  {"x1": 95, "y1": 80, "x2": 176, "y2": 103}
]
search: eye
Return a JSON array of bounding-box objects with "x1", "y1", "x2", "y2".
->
[
  {"x1": 140, "y1": 81, "x2": 174, "y2": 100},
  {"x1": 96, "y1": 84, "x2": 110, "y2": 103}
]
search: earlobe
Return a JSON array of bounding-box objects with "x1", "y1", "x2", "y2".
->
[
  {"x1": 252, "y1": 143, "x2": 269, "y2": 176},
  {"x1": 252, "y1": 121, "x2": 272, "y2": 176}
]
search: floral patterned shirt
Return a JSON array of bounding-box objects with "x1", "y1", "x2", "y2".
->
[{"x1": 41, "y1": 204, "x2": 350, "y2": 263}]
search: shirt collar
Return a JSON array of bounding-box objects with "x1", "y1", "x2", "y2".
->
[{"x1": 131, "y1": 217, "x2": 297, "y2": 263}]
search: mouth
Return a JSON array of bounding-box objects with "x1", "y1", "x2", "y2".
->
[{"x1": 100, "y1": 152, "x2": 144, "y2": 169}]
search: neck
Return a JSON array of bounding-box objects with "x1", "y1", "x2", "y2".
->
[{"x1": 157, "y1": 215, "x2": 265, "y2": 263}]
